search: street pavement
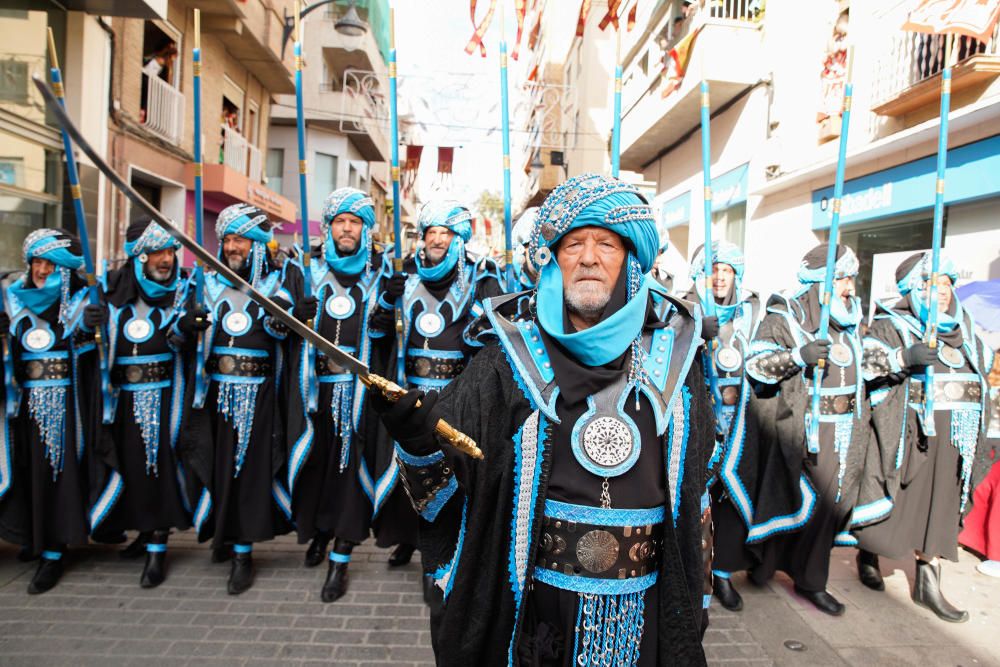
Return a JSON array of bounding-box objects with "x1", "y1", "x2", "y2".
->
[{"x1": 0, "y1": 534, "x2": 995, "y2": 666}]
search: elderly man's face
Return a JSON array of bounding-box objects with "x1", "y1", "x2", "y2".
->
[
  {"x1": 144, "y1": 247, "x2": 176, "y2": 282},
  {"x1": 330, "y1": 212, "x2": 364, "y2": 255},
  {"x1": 556, "y1": 226, "x2": 626, "y2": 327},
  {"x1": 923, "y1": 274, "x2": 953, "y2": 313},
  {"x1": 29, "y1": 258, "x2": 55, "y2": 288},
  {"x1": 223, "y1": 234, "x2": 254, "y2": 271},
  {"x1": 423, "y1": 226, "x2": 455, "y2": 266},
  {"x1": 712, "y1": 263, "x2": 735, "y2": 300}
]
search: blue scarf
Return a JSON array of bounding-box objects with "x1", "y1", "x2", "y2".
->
[
  {"x1": 134, "y1": 259, "x2": 179, "y2": 301},
  {"x1": 536, "y1": 253, "x2": 650, "y2": 367},
  {"x1": 416, "y1": 236, "x2": 463, "y2": 282},
  {"x1": 323, "y1": 229, "x2": 369, "y2": 276},
  {"x1": 8, "y1": 273, "x2": 62, "y2": 314},
  {"x1": 908, "y1": 291, "x2": 962, "y2": 334}
]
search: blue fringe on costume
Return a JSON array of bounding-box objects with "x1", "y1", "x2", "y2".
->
[
  {"x1": 573, "y1": 590, "x2": 646, "y2": 666},
  {"x1": 29, "y1": 386, "x2": 67, "y2": 479},
  {"x1": 217, "y1": 380, "x2": 260, "y2": 477},
  {"x1": 951, "y1": 409, "x2": 979, "y2": 512},
  {"x1": 330, "y1": 380, "x2": 353, "y2": 473},
  {"x1": 132, "y1": 388, "x2": 162, "y2": 475}
]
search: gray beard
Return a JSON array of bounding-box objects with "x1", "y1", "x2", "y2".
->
[
  {"x1": 564, "y1": 282, "x2": 611, "y2": 322},
  {"x1": 145, "y1": 266, "x2": 173, "y2": 282},
  {"x1": 225, "y1": 254, "x2": 246, "y2": 271}
]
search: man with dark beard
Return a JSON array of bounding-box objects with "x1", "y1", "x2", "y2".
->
[
  {"x1": 371, "y1": 174, "x2": 713, "y2": 665},
  {"x1": 0, "y1": 229, "x2": 103, "y2": 593},
  {"x1": 684, "y1": 240, "x2": 763, "y2": 612},
  {"x1": 853, "y1": 252, "x2": 999, "y2": 622},
  {"x1": 178, "y1": 203, "x2": 306, "y2": 594},
  {"x1": 744, "y1": 244, "x2": 870, "y2": 616},
  {"x1": 88, "y1": 219, "x2": 199, "y2": 588},
  {"x1": 367, "y1": 200, "x2": 502, "y2": 592},
  {"x1": 285, "y1": 187, "x2": 397, "y2": 602}
]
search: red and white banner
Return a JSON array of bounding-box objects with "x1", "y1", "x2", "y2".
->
[
  {"x1": 402, "y1": 145, "x2": 423, "y2": 196},
  {"x1": 902, "y1": 0, "x2": 1000, "y2": 41},
  {"x1": 511, "y1": 0, "x2": 528, "y2": 59},
  {"x1": 576, "y1": 0, "x2": 591, "y2": 37},
  {"x1": 465, "y1": 0, "x2": 498, "y2": 57}
]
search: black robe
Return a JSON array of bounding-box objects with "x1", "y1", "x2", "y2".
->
[
  {"x1": 854, "y1": 298, "x2": 999, "y2": 560},
  {"x1": 89, "y1": 262, "x2": 192, "y2": 536},
  {"x1": 395, "y1": 291, "x2": 713, "y2": 666},
  {"x1": 0, "y1": 274, "x2": 100, "y2": 553}
]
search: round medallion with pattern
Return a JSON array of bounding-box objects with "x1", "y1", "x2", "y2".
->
[
  {"x1": 416, "y1": 312, "x2": 444, "y2": 337},
  {"x1": 576, "y1": 529, "x2": 620, "y2": 574},
  {"x1": 224, "y1": 311, "x2": 250, "y2": 335},
  {"x1": 582, "y1": 417, "x2": 634, "y2": 468},
  {"x1": 24, "y1": 328, "x2": 53, "y2": 352},
  {"x1": 716, "y1": 347, "x2": 742, "y2": 372},
  {"x1": 939, "y1": 345, "x2": 963, "y2": 367},
  {"x1": 125, "y1": 318, "x2": 152, "y2": 341},
  {"x1": 326, "y1": 295, "x2": 354, "y2": 319},
  {"x1": 829, "y1": 342, "x2": 853, "y2": 366}
]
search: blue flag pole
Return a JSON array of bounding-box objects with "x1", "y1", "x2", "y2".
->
[
  {"x1": 46, "y1": 28, "x2": 110, "y2": 414},
  {"x1": 191, "y1": 10, "x2": 208, "y2": 407},
  {"x1": 698, "y1": 78, "x2": 724, "y2": 423},
  {"x1": 388, "y1": 7, "x2": 405, "y2": 381},
  {"x1": 923, "y1": 34, "x2": 955, "y2": 436},
  {"x1": 807, "y1": 47, "x2": 855, "y2": 453},
  {"x1": 499, "y1": 8, "x2": 515, "y2": 292},
  {"x1": 611, "y1": 25, "x2": 622, "y2": 178},
  {"x1": 293, "y1": 7, "x2": 313, "y2": 299}
]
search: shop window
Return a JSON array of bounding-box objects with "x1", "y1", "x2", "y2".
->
[
  {"x1": 712, "y1": 202, "x2": 746, "y2": 249},
  {"x1": 266, "y1": 148, "x2": 284, "y2": 195}
]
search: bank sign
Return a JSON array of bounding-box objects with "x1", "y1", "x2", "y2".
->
[{"x1": 811, "y1": 134, "x2": 1000, "y2": 229}]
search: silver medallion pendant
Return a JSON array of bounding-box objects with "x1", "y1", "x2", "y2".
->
[
  {"x1": 326, "y1": 294, "x2": 355, "y2": 320},
  {"x1": 715, "y1": 346, "x2": 742, "y2": 372},
  {"x1": 224, "y1": 311, "x2": 250, "y2": 336},
  {"x1": 576, "y1": 529, "x2": 620, "y2": 574},
  {"x1": 943, "y1": 381, "x2": 965, "y2": 401},
  {"x1": 829, "y1": 342, "x2": 853, "y2": 366},
  {"x1": 582, "y1": 417, "x2": 634, "y2": 468},
  {"x1": 938, "y1": 345, "x2": 964, "y2": 368},
  {"x1": 124, "y1": 318, "x2": 152, "y2": 342},
  {"x1": 416, "y1": 311, "x2": 444, "y2": 338},
  {"x1": 23, "y1": 328, "x2": 53, "y2": 352}
]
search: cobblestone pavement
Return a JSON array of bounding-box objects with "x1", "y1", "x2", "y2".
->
[{"x1": 0, "y1": 534, "x2": 996, "y2": 666}]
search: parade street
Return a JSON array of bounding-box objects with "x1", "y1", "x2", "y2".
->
[{"x1": 0, "y1": 536, "x2": 995, "y2": 667}]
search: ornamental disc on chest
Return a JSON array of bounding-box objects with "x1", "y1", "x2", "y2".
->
[{"x1": 570, "y1": 372, "x2": 643, "y2": 478}]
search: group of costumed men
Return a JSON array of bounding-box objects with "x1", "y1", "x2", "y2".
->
[{"x1": 0, "y1": 171, "x2": 996, "y2": 665}]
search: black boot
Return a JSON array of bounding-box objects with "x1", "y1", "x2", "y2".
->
[
  {"x1": 304, "y1": 532, "x2": 331, "y2": 568},
  {"x1": 713, "y1": 574, "x2": 744, "y2": 611},
  {"x1": 857, "y1": 550, "x2": 885, "y2": 591},
  {"x1": 120, "y1": 531, "x2": 150, "y2": 560},
  {"x1": 228, "y1": 551, "x2": 255, "y2": 595},
  {"x1": 388, "y1": 543, "x2": 415, "y2": 567},
  {"x1": 27, "y1": 554, "x2": 64, "y2": 595},
  {"x1": 140, "y1": 532, "x2": 169, "y2": 589},
  {"x1": 912, "y1": 560, "x2": 968, "y2": 623},
  {"x1": 321, "y1": 560, "x2": 350, "y2": 603},
  {"x1": 793, "y1": 584, "x2": 845, "y2": 616}
]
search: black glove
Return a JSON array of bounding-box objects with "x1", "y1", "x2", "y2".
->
[
  {"x1": 178, "y1": 306, "x2": 211, "y2": 336},
  {"x1": 798, "y1": 339, "x2": 831, "y2": 367},
  {"x1": 370, "y1": 388, "x2": 441, "y2": 455},
  {"x1": 369, "y1": 308, "x2": 396, "y2": 334},
  {"x1": 83, "y1": 304, "x2": 108, "y2": 330},
  {"x1": 902, "y1": 342, "x2": 937, "y2": 369},
  {"x1": 701, "y1": 316, "x2": 719, "y2": 341},
  {"x1": 382, "y1": 272, "x2": 407, "y2": 301},
  {"x1": 292, "y1": 296, "x2": 318, "y2": 323},
  {"x1": 0, "y1": 312, "x2": 9, "y2": 337}
]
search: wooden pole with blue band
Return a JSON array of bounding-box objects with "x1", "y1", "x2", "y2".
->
[
  {"x1": 923, "y1": 34, "x2": 955, "y2": 436},
  {"x1": 293, "y1": 4, "x2": 313, "y2": 298},
  {"x1": 611, "y1": 24, "x2": 622, "y2": 178},
  {"x1": 807, "y1": 47, "x2": 855, "y2": 453},
  {"x1": 499, "y1": 8, "x2": 516, "y2": 292},
  {"x1": 698, "y1": 77, "x2": 724, "y2": 424},
  {"x1": 192, "y1": 9, "x2": 208, "y2": 404},
  {"x1": 388, "y1": 7, "x2": 405, "y2": 381}
]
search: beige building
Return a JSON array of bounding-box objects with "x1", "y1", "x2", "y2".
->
[{"x1": 620, "y1": 0, "x2": 1000, "y2": 308}]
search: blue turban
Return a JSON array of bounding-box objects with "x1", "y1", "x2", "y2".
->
[
  {"x1": 895, "y1": 251, "x2": 958, "y2": 296},
  {"x1": 797, "y1": 244, "x2": 859, "y2": 284},
  {"x1": 528, "y1": 173, "x2": 659, "y2": 274},
  {"x1": 123, "y1": 220, "x2": 180, "y2": 258},
  {"x1": 22, "y1": 228, "x2": 84, "y2": 271},
  {"x1": 417, "y1": 200, "x2": 473, "y2": 242},
  {"x1": 690, "y1": 240, "x2": 745, "y2": 283},
  {"x1": 215, "y1": 203, "x2": 273, "y2": 244},
  {"x1": 321, "y1": 187, "x2": 376, "y2": 232}
]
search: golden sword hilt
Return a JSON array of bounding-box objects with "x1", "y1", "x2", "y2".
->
[{"x1": 363, "y1": 374, "x2": 483, "y2": 460}]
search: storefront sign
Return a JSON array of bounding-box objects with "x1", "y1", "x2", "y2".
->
[
  {"x1": 660, "y1": 191, "x2": 691, "y2": 229},
  {"x1": 812, "y1": 134, "x2": 1000, "y2": 229},
  {"x1": 711, "y1": 163, "x2": 748, "y2": 213}
]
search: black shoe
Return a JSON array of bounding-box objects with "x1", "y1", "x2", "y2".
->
[
  {"x1": 912, "y1": 560, "x2": 968, "y2": 623},
  {"x1": 120, "y1": 533, "x2": 149, "y2": 560},
  {"x1": 140, "y1": 550, "x2": 167, "y2": 589},
  {"x1": 228, "y1": 553, "x2": 254, "y2": 595},
  {"x1": 857, "y1": 550, "x2": 885, "y2": 591},
  {"x1": 211, "y1": 545, "x2": 233, "y2": 563},
  {"x1": 27, "y1": 558, "x2": 64, "y2": 595},
  {"x1": 304, "y1": 534, "x2": 331, "y2": 568},
  {"x1": 794, "y1": 584, "x2": 845, "y2": 616},
  {"x1": 388, "y1": 543, "x2": 415, "y2": 567},
  {"x1": 321, "y1": 560, "x2": 349, "y2": 603},
  {"x1": 713, "y1": 575, "x2": 744, "y2": 611}
]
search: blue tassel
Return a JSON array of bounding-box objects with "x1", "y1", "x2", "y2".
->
[
  {"x1": 833, "y1": 419, "x2": 852, "y2": 503},
  {"x1": 330, "y1": 381, "x2": 353, "y2": 473},
  {"x1": 573, "y1": 591, "x2": 645, "y2": 666},
  {"x1": 29, "y1": 386, "x2": 67, "y2": 479},
  {"x1": 132, "y1": 388, "x2": 162, "y2": 476},
  {"x1": 217, "y1": 380, "x2": 260, "y2": 477},
  {"x1": 950, "y1": 409, "x2": 979, "y2": 513}
]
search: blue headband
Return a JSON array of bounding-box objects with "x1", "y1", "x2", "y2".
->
[
  {"x1": 896, "y1": 253, "x2": 958, "y2": 296},
  {"x1": 124, "y1": 221, "x2": 180, "y2": 258},
  {"x1": 216, "y1": 204, "x2": 273, "y2": 244},
  {"x1": 417, "y1": 200, "x2": 473, "y2": 242},
  {"x1": 22, "y1": 229, "x2": 84, "y2": 270},
  {"x1": 797, "y1": 246, "x2": 859, "y2": 284}
]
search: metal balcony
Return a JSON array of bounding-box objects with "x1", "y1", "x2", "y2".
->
[{"x1": 142, "y1": 76, "x2": 185, "y2": 145}]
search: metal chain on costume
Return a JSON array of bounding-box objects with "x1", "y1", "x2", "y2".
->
[
  {"x1": 217, "y1": 380, "x2": 259, "y2": 477},
  {"x1": 29, "y1": 386, "x2": 67, "y2": 479},
  {"x1": 600, "y1": 478, "x2": 611, "y2": 509},
  {"x1": 132, "y1": 387, "x2": 162, "y2": 475}
]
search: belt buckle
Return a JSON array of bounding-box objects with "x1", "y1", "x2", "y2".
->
[
  {"x1": 943, "y1": 381, "x2": 965, "y2": 401},
  {"x1": 25, "y1": 360, "x2": 44, "y2": 380},
  {"x1": 833, "y1": 395, "x2": 850, "y2": 414},
  {"x1": 125, "y1": 365, "x2": 143, "y2": 383},
  {"x1": 414, "y1": 357, "x2": 431, "y2": 378},
  {"x1": 722, "y1": 386, "x2": 739, "y2": 406},
  {"x1": 576, "y1": 529, "x2": 620, "y2": 574}
]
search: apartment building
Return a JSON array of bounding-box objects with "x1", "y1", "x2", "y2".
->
[{"x1": 621, "y1": 0, "x2": 1000, "y2": 307}]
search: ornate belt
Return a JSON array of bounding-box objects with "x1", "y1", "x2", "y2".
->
[
  {"x1": 207, "y1": 353, "x2": 272, "y2": 378},
  {"x1": 112, "y1": 357, "x2": 173, "y2": 386},
  {"x1": 316, "y1": 352, "x2": 352, "y2": 377},
  {"x1": 534, "y1": 500, "x2": 664, "y2": 585},
  {"x1": 819, "y1": 393, "x2": 856, "y2": 415},
  {"x1": 18, "y1": 356, "x2": 70, "y2": 383},
  {"x1": 405, "y1": 351, "x2": 466, "y2": 381},
  {"x1": 910, "y1": 378, "x2": 982, "y2": 405}
]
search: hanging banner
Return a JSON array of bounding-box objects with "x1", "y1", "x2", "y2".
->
[
  {"x1": 402, "y1": 144, "x2": 423, "y2": 196},
  {"x1": 465, "y1": 0, "x2": 498, "y2": 57},
  {"x1": 512, "y1": 0, "x2": 528, "y2": 59},
  {"x1": 662, "y1": 26, "x2": 702, "y2": 98},
  {"x1": 599, "y1": 0, "x2": 623, "y2": 30},
  {"x1": 435, "y1": 146, "x2": 455, "y2": 188},
  {"x1": 576, "y1": 0, "x2": 592, "y2": 37},
  {"x1": 902, "y1": 0, "x2": 1000, "y2": 41}
]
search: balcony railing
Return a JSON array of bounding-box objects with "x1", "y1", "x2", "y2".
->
[
  {"x1": 873, "y1": 23, "x2": 1000, "y2": 111},
  {"x1": 247, "y1": 142, "x2": 262, "y2": 183},
  {"x1": 220, "y1": 125, "x2": 264, "y2": 183},
  {"x1": 142, "y1": 75, "x2": 184, "y2": 144}
]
